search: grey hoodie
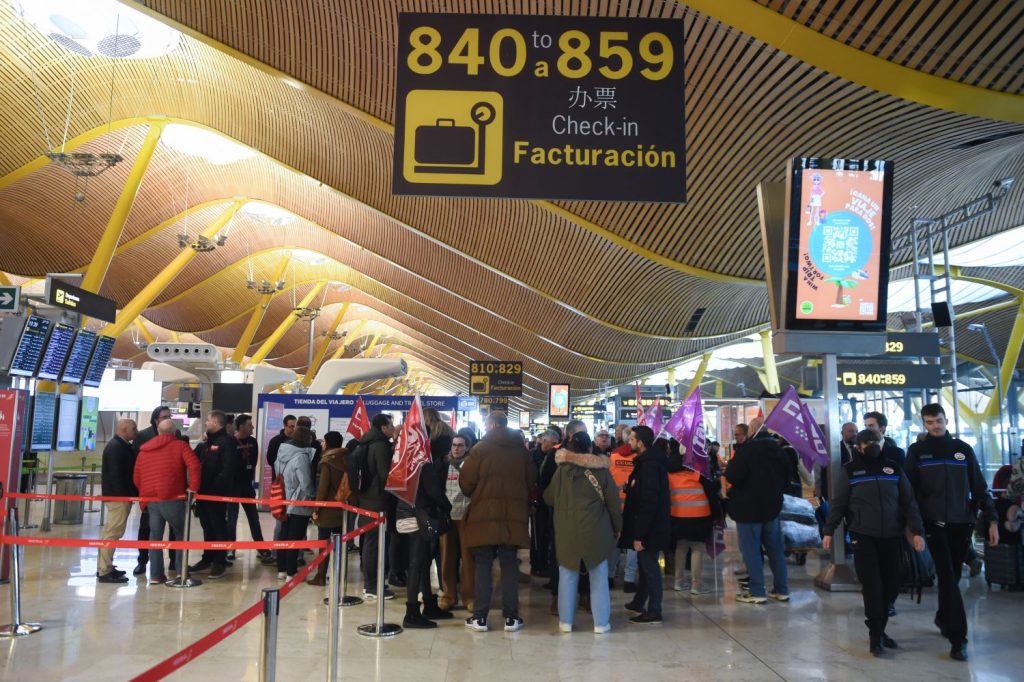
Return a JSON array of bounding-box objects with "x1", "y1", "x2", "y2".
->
[{"x1": 276, "y1": 442, "x2": 315, "y2": 517}]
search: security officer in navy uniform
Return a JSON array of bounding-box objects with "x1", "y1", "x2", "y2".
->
[
  {"x1": 905, "y1": 403, "x2": 998, "y2": 662},
  {"x1": 823, "y1": 429, "x2": 924, "y2": 656}
]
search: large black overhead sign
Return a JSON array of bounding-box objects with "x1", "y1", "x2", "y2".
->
[
  {"x1": 393, "y1": 13, "x2": 686, "y2": 202},
  {"x1": 468, "y1": 360, "x2": 523, "y2": 397},
  {"x1": 879, "y1": 333, "x2": 940, "y2": 358},
  {"x1": 47, "y1": 279, "x2": 117, "y2": 323}
]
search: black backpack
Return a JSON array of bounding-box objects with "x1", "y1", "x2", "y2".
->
[
  {"x1": 899, "y1": 536, "x2": 936, "y2": 602},
  {"x1": 348, "y1": 442, "x2": 373, "y2": 493}
]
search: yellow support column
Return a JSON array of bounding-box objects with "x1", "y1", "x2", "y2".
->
[
  {"x1": 985, "y1": 299, "x2": 1024, "y2": 418},
  {"x1": 134, "y1": 318, "x2": 155, "y2": 345},
  {"x1": 362, "y1": 333, "x2": 381, "y2": 357},
  {"x1": 377, "y1": 343, "x2": 393, "y2": 358},
  {"x1": 0, "y1": 271, "x2": 11, "y2": 286},
  {"x1": 760, "y1": 330, "x2": 781, "y2": 395},
  {"x1": 101, "y1": 200, "x2": 242, "y2": 337},
  {"x1": 246, "y1": 281, "x2": 326, "y2": 366},
  {"x1": 302, "y1": 303, "x2": 350, "y2": 386},
  {"x1": 231, "y1": 254, "x2": 292, "y2": 364},
  {"x1": 685, "y1": 352, "x2": 712, "y2": 398},
  {"x1": 82, "y1": 118, "x2": 167, "y2": 293}
]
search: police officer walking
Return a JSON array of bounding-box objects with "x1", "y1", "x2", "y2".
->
[
  {"x1": 823, "y1": 429, "x2": 925, "y2": 656},
  {"x1": 905, "y1": 403, "x2": 998, "y2": 662}
]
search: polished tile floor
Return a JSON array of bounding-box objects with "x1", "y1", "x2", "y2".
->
[{"x1": 1, "y1": 504, "x2": 1022, "y2": 681}]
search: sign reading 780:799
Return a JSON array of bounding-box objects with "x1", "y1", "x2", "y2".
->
[{"x1": 393, "y1": 13, "x2": 686, "y2": 203}]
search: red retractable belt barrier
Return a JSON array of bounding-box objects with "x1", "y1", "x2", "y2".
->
[{"x1": 5, "y1": 491, "x2": 186, "y2": 504}]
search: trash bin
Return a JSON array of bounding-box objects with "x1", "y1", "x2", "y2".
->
[{"x1": 53, "y1": 473, "x2": 87, "y2": 525}]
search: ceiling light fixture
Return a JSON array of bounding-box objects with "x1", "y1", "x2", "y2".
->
[{"x1": 13, "y1": 0, "x2": 181, "y2": 59}]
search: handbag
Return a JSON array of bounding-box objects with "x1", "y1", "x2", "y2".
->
[
  {"x1": 415, "y1": 507, "x2": 452, "y2": 540},
  {"x1": 269, "y1": 474, "x2": 288, "y2": 520}
]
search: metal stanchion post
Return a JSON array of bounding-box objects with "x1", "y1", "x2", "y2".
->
[
  {"x1": 87, "y1": 464, "x2": 97, "y2": 513},
  {"x1": 40, "y1": 451, "x2": 54, "y2": 532},
  {"x1": 357, "y1": 516, "x2": 402, "y2": 638},
  {"x1": 323, "y1": 510, "x2": 362, "y2": 607},
  {"x1": 99, "y1": 496, "x2": 106, "y2": 527},
  {"x1": 0, "y1": 508, "x2": 42, "y2": 637},
  {"x1": 20, "y1": 470, "x2": 37, "y2": 530},
  {"x1": 259, "y1": 587, "x2": 279, "y2": 682},
  {"x1": 167, "y1": 491, "x2": 202, "y2": 588},
  {"x1": 327, "y1": 533, "x2": 341, "y2": 682}
]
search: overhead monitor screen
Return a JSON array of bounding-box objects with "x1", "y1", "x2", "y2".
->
[
  {"x1": 83, "y1": 335, "x2": 115, "y2": 388},
  {"x1": 785, "y1": 157, "x2": 893, "y2": 332},
  {"x1": 61, "y1": 330, "x2": 96, "y2": 384},
  {"x1": 548, "y1": 383, "x2": 570, "y2": 419},
  {"x1": 30, "y1": 391, "x2": 57, "y2": 452},
  {"x1": 37, "y1": 323, "x2": 76, "y2": 381},
  {"x1": 79, "y1": 395, "x2": 99, "y2": 451},
  {"x1": 9, "y1": 315, "x2": 52, "y2": 377},
  {"x1": 56, "y1": 393, "x2": 79, "y2": 451}
]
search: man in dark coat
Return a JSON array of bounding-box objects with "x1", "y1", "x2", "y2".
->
[
  {"x1": 725, "y1": 418, "x2": 790, "y2": 604},
  {"x1": 190, "y1": 410, "x2": 240, "y2": 579},
  {"x1": 358, "y1": 413, "x2": 397, "y2": 600},
  {"x1": 619, "y1": 425, "x2": 670, "y2": 624},
  {"x1": 97, "y1": 418, "x2": 138, "y2": 583}
]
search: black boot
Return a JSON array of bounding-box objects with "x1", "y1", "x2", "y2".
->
[
  {"x1": 882, "y1": 634, "x2": 898, "y2": 649},
  {"x1": 869, "y1": 634, "x2": 884, "y2": 657},
  {"x1": 422, "y1": 594, "x2": 454, "y2": 620},
  {"x1": 950, "y1": 641, "x2": 968, "y2": 661},
  {"x1": 403, "y1": 603, "x2": 437, "y2": 629}
]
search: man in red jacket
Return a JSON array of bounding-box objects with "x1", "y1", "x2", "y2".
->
[{"x1": 134, "y1": 419, "x2": 201, "y2": 585}]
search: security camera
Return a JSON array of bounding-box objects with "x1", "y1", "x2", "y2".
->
[
  {"x1": 74, "y1": 191, "x2": 86, "y2": 203},
  {"x1": 994, "y1": 178, "x2": 1014, "y2": 190}
]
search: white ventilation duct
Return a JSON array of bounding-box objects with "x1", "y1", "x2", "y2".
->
[{"x1": 306, "y1": 358, "x2": 408, "y2": 395}]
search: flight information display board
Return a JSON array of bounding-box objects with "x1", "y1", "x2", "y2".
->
[
  {"x1": 79, "y1": 395, "x2": 99, "y2": 451},
  {"x1": 56, "y1": 394, "x2": 79, "y2": 451},
  {"x1": 784, "y1": 157, "x2": 892, "y2": 332},
  {"x1": 30, "y1": 392, "x2": 57, "y2": 452},
  {"x1": 61, "y1": 330, "x2": 96, "y2": 384},
  {"x1": 37, "y1": 323, "x2": 76, "y2": 381},
  {"x1": 9, "y1": 315, "x2": 52, "y2": 377},
  {"x1": 83, "y1": 335, "x2": 115, "y2": 388}
]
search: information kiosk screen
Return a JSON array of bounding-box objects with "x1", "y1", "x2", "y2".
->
[
  {"x1": 56, "y1": 394, "x2": 79, "y2": 451},
  {"x1": 61, "y1": 330, "x2": 96, "y2": 385},
  {"x1": 549, "y1": 383, "x2": 570, "y2": 418},
  {"x1": 784, "y1": 157, "x2": 892, "y2": 332},
  {"x1": 10, "y1": 315, "x2": 52, "y2": 377},
  {"x1": 37, "y1": 323, "x2": 76, "y2": 381},
  {"x1": 79, "y1": 395, "x2": 99, "y2": 451},
  {"x1": 30, "y1": 392, "x2": 57, "y2": 452},
  {"x1": 83, "y1": 335, "x2": 115, "y2": 388}
]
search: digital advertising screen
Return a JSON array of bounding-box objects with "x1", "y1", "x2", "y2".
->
[
  {"x1": 61, "y1": 329, "x2": 96, "y2": 384},
  {"x1": 9, "y1": 315, "x2": 52, "y2": 377},
  {"x1": 30, "y1": 391, "x2": 57, "y2": 452},
  {"x1": 56, "y1": 393, "x2": 79, "y2": 451},
  {"x1": 83, "y1": 335, "x2": 115, "y2": 388},
  {"x1": 37, "y1": 323, "x2": 76, "y2": 381},
  {"x1": 548, "y1": 383, "x2": 570, "y2": 419},
  {"x1": 785, "y1": 157, "x2": 892, "y2": 332},
  {"x1": 79, "y1": 395, "x2": 99, "y2": 451}
]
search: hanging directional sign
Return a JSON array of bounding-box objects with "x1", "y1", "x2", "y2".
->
[
  {"x1": 394, "y1": 13, "x2": 686, "y2": 202},
  {"x1": 0, "y1": 285, "x2": 20, "y2": 313}
]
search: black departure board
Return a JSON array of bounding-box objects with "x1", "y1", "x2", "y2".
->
[
  {"x1": 30, "y1": 391, "x2": 57, "y2": 451},
  {"x1": 37, "y1": 323, "x2": 75, "y2": 381},
  {"x1": 61, "y1": 330, "x2": 96, "y2": 384},
  {"x1": 9, "y1": 315, "x2": 52, "y2": 377},
  {"x1": 83, "y1": 335, "x2": 115, "y2": 387}
]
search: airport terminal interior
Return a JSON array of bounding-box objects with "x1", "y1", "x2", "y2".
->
[{"x1": 0, "y1": 1, "x2": 1023, "y2": 680}]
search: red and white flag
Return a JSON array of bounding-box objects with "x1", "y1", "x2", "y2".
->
[
  {"x1": 347, "y1": 396, "x2": 370, "y2": 441},
  {"x1": 385, "y1": 395, "x2": 432, "y2": 506},
  {"x1": 449, "y1": 410, "x2": 458, "y2": 431},
  {"x1": 635, "y1": 382, "x2": 646, "y2": 426}
]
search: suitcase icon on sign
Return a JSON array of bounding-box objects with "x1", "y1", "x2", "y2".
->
[{"x1": 414, "y1": 101, "x2": 496, "y2": 175}]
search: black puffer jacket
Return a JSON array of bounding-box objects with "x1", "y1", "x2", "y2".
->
[
  {"x1": 725, "y1": 433, "x2": 788, "y2": 523},
  {"x1": 618, "y1": 447, "x2": 671, "y2": 551},
  {"x1": 195, "y1": 429, "x2": 241, "y2": 496},
  {"x1": 906, "y1": 433, "x2": 996, "y2": 525},
  {"x1": 823, "y1": 451, "x2": 924, "y2": 539}
]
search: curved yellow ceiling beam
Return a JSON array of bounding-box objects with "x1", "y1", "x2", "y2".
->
[{"x1": 687, "y1": 0, "x2": 1024, "y2": 124}]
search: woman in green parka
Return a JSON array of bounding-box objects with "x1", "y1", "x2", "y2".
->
[{"x1": 544, "y1": 431, "x2": 622, "y2": 634}]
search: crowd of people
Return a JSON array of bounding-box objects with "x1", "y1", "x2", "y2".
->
[{"x1": 96, "y1": 401, "x2": 1015, "y2": 662}]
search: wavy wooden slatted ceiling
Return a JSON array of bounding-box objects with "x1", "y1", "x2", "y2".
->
[{"x1": 0, "y1": 2, "x2": 1022, "y2": 407}]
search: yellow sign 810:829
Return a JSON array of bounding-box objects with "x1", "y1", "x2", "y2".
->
[{"x1": 407, "y1": 26, "x2": 674, "y2": 81}]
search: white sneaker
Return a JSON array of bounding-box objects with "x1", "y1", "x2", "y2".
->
[
  {"x1": 504, "y1": 616, "x2": 524, "y2": 632},
  {"x1": 277, "y1": 572, "x2": 287, "y2": 580},
  {"x1": 767, "y1": 591, "x2": 790, "y2": 602},
  {"x1": 558, "y1": 622, "x2": 572, "y2": 633},
  {"x1": 673, "y1": 581, "x2": 692, "y2": 592},
  {"x1": 736, "y1": 591, "x2": 767, "y2": 605},
  {"x1": 690, "y1": 585, "x2": 712, "y2": 595},
  {"x1": 594, "y1": 624, "x2": 611, "y2": 634},
  {"x1": 465, "y1": 616, "x2": 488, "y2": 632}
]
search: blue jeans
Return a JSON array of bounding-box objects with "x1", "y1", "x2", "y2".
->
[
  {"x1": 633, "y1": 549, "x2": 663, "y2": 616},
  {"x1": 558, "y1": 560, "x2": 610, "y2": 629},
  {"x1": 147, "y1": 500, "x2": 186, "y2": 580},
  {"x1": 624, "y1": 549, "x2": 637, "y2": 582},
  {"x1": 736, "y1": 517, "x2": 788, "y2": 598}
]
